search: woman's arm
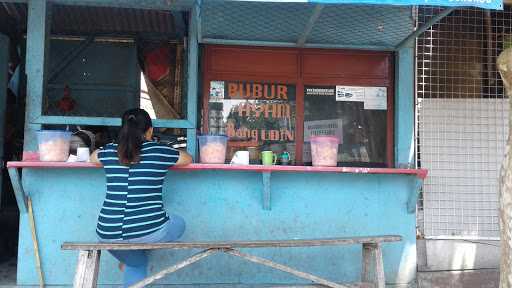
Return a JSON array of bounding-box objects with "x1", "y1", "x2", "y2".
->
[
  {"x1": 89, "y1": 149, "x2": 101, "y2": 164},
  {"x1": 174, "y1": 150, "x2": 192, "y2": 166}
]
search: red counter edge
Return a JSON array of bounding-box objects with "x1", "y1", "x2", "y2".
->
[{"x1": 7, "y1": 161, "x2": 428, "y2": 179}]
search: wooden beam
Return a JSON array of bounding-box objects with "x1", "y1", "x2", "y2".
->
[
  {"x1": 224, "y1": 248, "x2": 349, "y2": 288},
  {"x1": 62, "y1": 235, "x2": 402, "y2": 250},
  {"x1": 297, "y1": 5, "x2": 324, "y2": 47},
  {"x1": 129, "y1": 248, "x2": 219, "y2": 288}
]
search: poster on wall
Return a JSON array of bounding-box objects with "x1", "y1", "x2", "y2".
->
[
  {"x1": 363, "y1": 87, "x2": 387, "y2": 110},
  {"x1": 209, "y1": 81, "x2": 225, "y2": 102},
  {"x1": 208, "y1": 80, "x2": 296, "y2": 160},
  {"x1": 334, "y1": 85, "x2": 387, "y2": 110},
  {"x1": 335, "y1": 86, "x2": 365, "y2": 102}
]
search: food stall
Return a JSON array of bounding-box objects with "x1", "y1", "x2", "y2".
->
[{"x1": 4, "y1": 0, "x2": 501, "y2": 287}]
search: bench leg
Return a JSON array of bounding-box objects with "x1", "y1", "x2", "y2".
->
[
  {"x1": 361, "y1": 243, "x2": 385, "y2": 288},
  {"x1": 73, "y1": 250, "x2": 101, "y2": 288}
]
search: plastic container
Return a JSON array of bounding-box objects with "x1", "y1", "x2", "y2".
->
[
  {"x1": 37, "y1": 130, "x2": 72, "y2": 161},
  {"x1": 310, "y1": 135, "x2": 339, "y2": 167},
  {"x1": 198, "y1": 135, "x2": 228, "y2": 164}
]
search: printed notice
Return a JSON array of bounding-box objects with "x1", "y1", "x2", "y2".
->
[
  {"x1": 364, "y1": 87, "x2": 387, "y2": 110},
  {"x1": 209, "y1": 81, "x2": 225, "y2": 102},
  {"x1": 336, "y1": 86, "x2": 365, "y2": 102},
  {"x1": 304, "y1": 119, "x2": 343, "y2": 143}
]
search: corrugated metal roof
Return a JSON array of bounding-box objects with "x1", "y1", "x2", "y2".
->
[
  {"x1": 0, "y1": 3, "x2": 182, "y2": 37},
  {"x1": 51, "y1": 5, "x2": 179, "y2": 37}
]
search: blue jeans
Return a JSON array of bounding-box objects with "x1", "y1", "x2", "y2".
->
[{"x1": 104, "y1": 214, "x2": 186, "y2": 287}]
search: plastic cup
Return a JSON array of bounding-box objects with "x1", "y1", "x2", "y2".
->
[
  {"x1": 261, "y1": 151, "x2": 277, "y2": 165},
  {"x1": 198, "y1": 135, "x2": 228, "y2": 164},
  {"x1": 37, "y1": 130, "x2": 72, "y2": 162},
  {"x1": 310, "y1": 135, "x2": 339, "y2": 167}
]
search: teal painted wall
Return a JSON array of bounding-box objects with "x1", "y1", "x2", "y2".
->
[
  {"x1": 394, "y1": 45, "x2": 415, "y2": 168},
  {"x1": 18, "y1": 169, "x2": 417, "y2": 286}
]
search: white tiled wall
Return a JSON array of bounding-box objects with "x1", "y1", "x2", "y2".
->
[{"x1": 418, "y1": 98, "x2": 508, "y2": 239}]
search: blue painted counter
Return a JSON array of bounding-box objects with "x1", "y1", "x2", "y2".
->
[{"x1": 13, "y1": 165, "x2": 420, "y2": 287}]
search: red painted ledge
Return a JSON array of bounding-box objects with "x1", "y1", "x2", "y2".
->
[{"x1": 7, "y1": 161, "x2": 428, "y2": 179}]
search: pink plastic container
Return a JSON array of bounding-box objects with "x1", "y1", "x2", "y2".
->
[{"x1": 310, "y1": 136, "x2": 339, "y2": 167}]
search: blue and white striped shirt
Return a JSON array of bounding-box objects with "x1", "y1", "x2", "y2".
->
[{"x1": 96, "y1": 142, "x2": 180, "y2": 240}]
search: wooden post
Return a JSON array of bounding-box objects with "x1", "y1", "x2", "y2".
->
[
  {"x1": 73, "y1": 250, "x2": 101, "y2": 288},
  {"x1": 361, "y1": 243, "x2": 373, "y2": 283},
  {"x1": 498, "y1": 47, "x2": 512, "y2": 288},
  {"x1": 361, "y1": 243, "x2": 385, "y2": 288},
  {"x1": 373, "y1": 243, "x2": 385, "y2": 288}
]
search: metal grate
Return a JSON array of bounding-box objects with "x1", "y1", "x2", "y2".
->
[
  {"x1": 309, "y1": 5, "x2": 414, "y2": 47},
  {"x1": 416, "y1": 7, "x2": 511, "y2": 239},
  {"x1": 200, "y1": 2, "x2": 414, "y2": 49}
]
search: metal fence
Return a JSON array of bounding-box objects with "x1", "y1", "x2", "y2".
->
[{"x1": 416, "y1": 7, "x2": 510, "y2": 239}]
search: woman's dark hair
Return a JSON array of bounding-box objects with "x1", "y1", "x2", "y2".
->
[{"x1": 117, "y1": 108, "x2": 152, "y2": 165}]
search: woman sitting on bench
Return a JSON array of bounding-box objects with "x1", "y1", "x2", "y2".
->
[{"x1": 91, "y1": 108, "x2": 192, "y2": 287}]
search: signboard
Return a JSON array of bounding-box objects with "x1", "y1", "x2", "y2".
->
[
  {"x1": 208, "y1": 80, "x2": 296, "y2": 143},
  {"x1": 238, "y1": 0, "x2": 502, "y2": 10}
]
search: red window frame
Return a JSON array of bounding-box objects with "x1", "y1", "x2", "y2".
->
[{"x1": 202, "y1": 45, "x2": 394, "y2": 167}]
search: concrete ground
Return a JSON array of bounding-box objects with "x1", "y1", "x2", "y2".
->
[
  {"x1": 417, "y1": 270, "x2": 499, "y2": 288},
  {"x1": 0, "y1": 259, "x2": 500, "y2": 288}
]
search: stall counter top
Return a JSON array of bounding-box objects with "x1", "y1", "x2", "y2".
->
[{"x1": 7, "y1": 161, "x2": 427, "y2": 179}]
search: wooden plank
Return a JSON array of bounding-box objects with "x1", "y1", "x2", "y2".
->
[
  {"x1": 73, "y1": 250, "x2": 100, "y2": 288},
  {"x1": 27, "y1": 197, "x2": 44, "y2": 288},
  {"x1": 224, "y1": 248, "x2": 349, "y2": 288},
  {"x1": 62, "y1": 235, "x2": 401, "y2": 250},
  {"x1": 361, "y1": 243, "x2": 373, "y2": 283},
  {"x1": 129, "y1": 248, "x2": 219, "y2": 288}
]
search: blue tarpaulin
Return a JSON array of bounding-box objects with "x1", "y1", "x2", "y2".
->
[{"x1": 240, "y1": 0, "x2": 503, "y2": 10}]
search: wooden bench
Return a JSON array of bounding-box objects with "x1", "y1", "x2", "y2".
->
[{"x1": 62, "y1": 235, "x2": 401, "y2": 288}]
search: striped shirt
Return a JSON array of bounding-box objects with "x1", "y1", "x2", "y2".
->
[{"x1": 96, "y1": 142, "x2": 180, "y2": 240}]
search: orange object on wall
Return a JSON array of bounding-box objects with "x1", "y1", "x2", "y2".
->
[{"x1": 145, "y1": 46, "x2": 170, "y2": 82}]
